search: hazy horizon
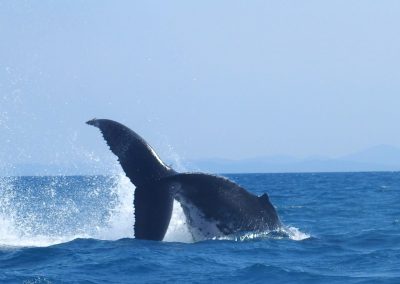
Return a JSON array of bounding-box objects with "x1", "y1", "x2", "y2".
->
[
  {"x1": 3, "y1": 143, "x2": 400, "y2": 176},
  {"x1": 1, "y1": 1, "x2": 400, "y2": 172}
]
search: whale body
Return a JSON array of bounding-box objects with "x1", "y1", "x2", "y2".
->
[{"x1": 87, "y1": 119, "x2": 281, "y2": 241}]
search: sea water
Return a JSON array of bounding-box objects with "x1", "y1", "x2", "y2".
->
[{"x1": 0, "y1": 172, "x2": 399, "y2": 283}]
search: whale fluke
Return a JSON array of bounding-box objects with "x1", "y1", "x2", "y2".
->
[
  {"x1": 134, "y1": 181, "x2": 174, "y2": 240},
  {"x1": 87, "y1": 119, "x2": 176, "y2": 187},
  {"x1": 87, "y1": 119, "x2": 281, "y2": 241},
  {"x1": 163, "y1": 173, "x2": 280, "y2": 240}
]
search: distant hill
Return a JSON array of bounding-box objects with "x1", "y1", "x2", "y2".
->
[
  {"x1": 339, "y1": 145, "x2": 400, "y2": 167},
  {"x1": 4, "y1": 145, "x2": 400, "y2": 176},
  {"x1": 184, "y1": 145, "x2": 400, "y2": 173}
]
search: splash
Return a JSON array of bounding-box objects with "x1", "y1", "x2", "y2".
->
[
  {"x1": 211, "y1": 226, "x2": 310, "y2": 242},
  {"x1": 95, "y1": 174, "x2": 135, "y2": 240},
  {"x1": 0, "y1": 174, "x2": 309, "y2": 247},
  {"x1": 0, "y1": 173, "x2": 194, "y2": 247},
  {"x1": 281, "y1": 226, "x2": 311, "y2": 241},
  {"x1": 163, "y1": 200, "x2": 193, "y2": 243},
  {"x1": 0, "y1": 174, "x2": 135, "y2": 247}
]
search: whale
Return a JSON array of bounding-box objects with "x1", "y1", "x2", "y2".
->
[{"x1": 87, "y1": 119, "x2": 281, "y2": 241}]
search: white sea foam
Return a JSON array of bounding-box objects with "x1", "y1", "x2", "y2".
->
[
  {"x1": 282, "y1": 226, "x2": 311, "y2": 241},
  {"x1": 212, "y1": 226, "x2": 311, "y2": 242}
]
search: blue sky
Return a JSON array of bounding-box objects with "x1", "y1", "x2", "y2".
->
[{"x1": 1, "y1": 1, "x2": 400, "y2": 171}]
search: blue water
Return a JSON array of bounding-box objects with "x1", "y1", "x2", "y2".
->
[{"x1": 1, "y1": 172, "x2": 399, "y2": 283}]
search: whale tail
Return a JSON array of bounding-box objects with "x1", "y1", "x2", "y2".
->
[
  {"x1": 87, "y1": 119, "x2": 176, "y2": 187},
  {"x1": 87, "y1": 118, "x2": 177, "y2": 240},
  {"x1": 87, "y1": 119, "x2": 281, "y2": 241}
]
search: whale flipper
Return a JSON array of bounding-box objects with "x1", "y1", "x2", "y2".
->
[{"x1": 86, "y1": 119, "x2": 176, "y2": 187}]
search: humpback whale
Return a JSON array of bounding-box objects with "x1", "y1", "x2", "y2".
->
[{"x1": 87, "y1": 119, "x2": 281, "y2": 241}]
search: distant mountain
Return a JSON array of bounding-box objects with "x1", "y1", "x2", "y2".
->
[
  {"x1": 184, "y1": 145, "x2": 400, "y2": 173},
  {"x1": 340, "y1": 145, "x2": 400, "y2": 166},
  {"x1": 4, "y1": 145, "x2": 400, "y2": 176}
]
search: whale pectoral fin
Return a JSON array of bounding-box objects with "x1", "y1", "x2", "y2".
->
[{"x1": 134, "y1": 182, "x2": 174, "y2": 241}]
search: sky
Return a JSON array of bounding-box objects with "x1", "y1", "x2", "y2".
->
[{"x1": 1, "y1": 1, "x2": 400, "y2": 173}]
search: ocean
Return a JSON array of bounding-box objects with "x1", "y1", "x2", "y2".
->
[{"x1": 0, "y1": 172, "x2": 399, "y2": 283}]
